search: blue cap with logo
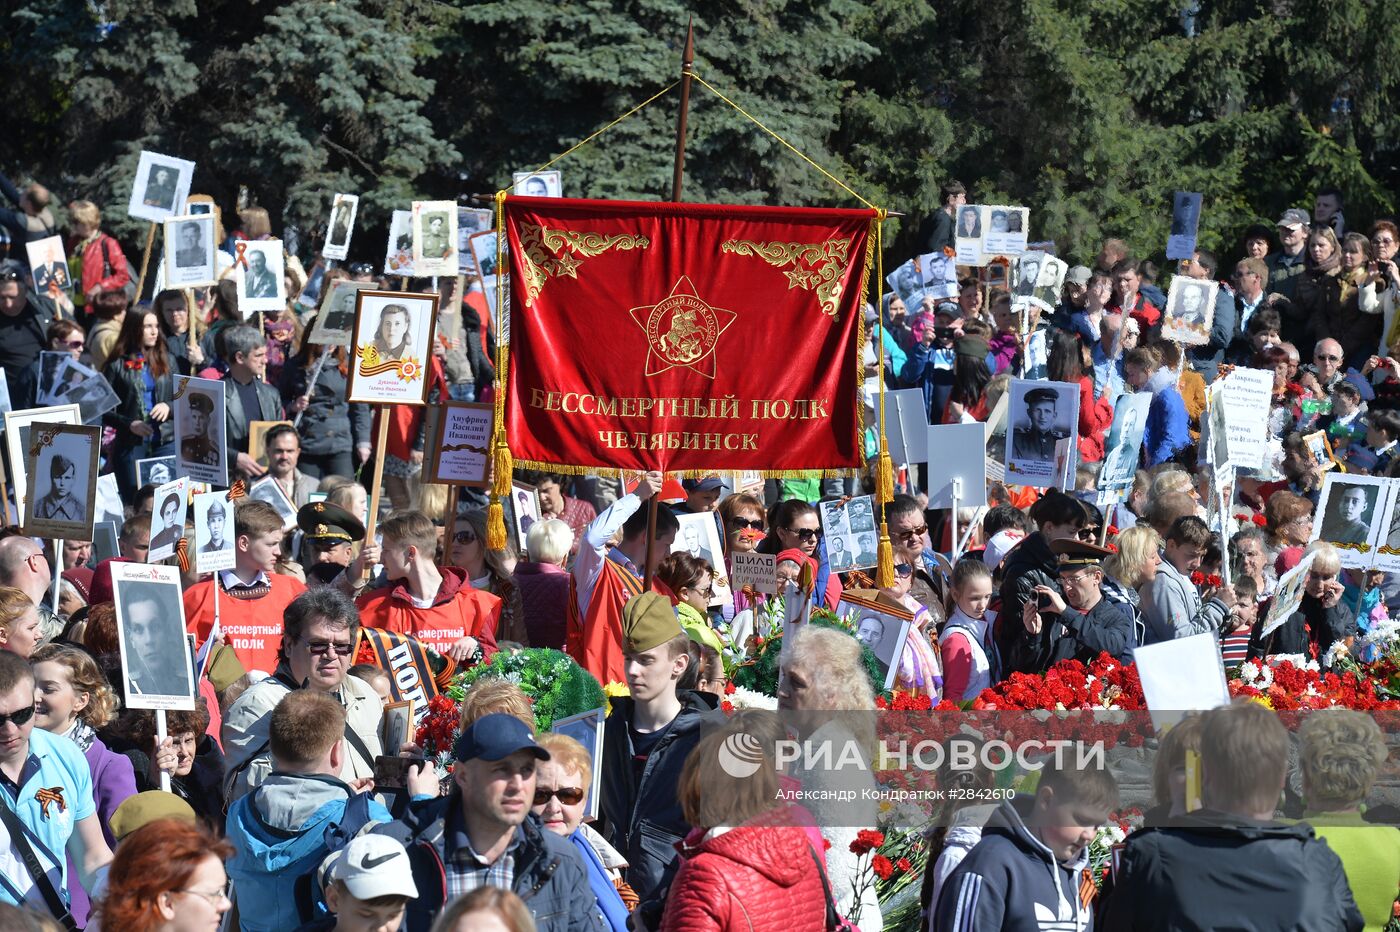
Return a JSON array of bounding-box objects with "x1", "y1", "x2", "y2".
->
[{"x1": 452, "y1": 712, "x2": 552, "y2": 763}]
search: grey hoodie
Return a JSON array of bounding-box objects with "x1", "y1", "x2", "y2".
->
[{"x1": 1140, "y1": 557, "x2": 1230, "y2": 645}]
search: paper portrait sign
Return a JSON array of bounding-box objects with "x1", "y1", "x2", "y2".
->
[
  {"x1": 93, "y1": 521, "x2": 119, "y2": 563},
  {"x1": 173, "y1": 376, "x2": 228, "y2": 487},
  {"x1": 1302, "y1": 430, "x2": 1339, "y2": 472},
  {"x1": 163, "y1": 214, "x2": 218, "y2": 288},
  {"x1": 112, "y1": 562, "x2": 196, "y2": 710},
  {"x1": 235, "y1": 239, "x2": 287, "y2": 314},
  {"x1": 1133, "y1": 633, "x2": 1230, "y2": 733},
  {"x1": 379, "y1": 700, "x2": 414, "y2": 757},
  {"x1": 127, "y1": 150, "x2": 196, "y2": 223},
  {"x1": 1204, "y1": 383, "x2": 1234, "y2": 490},
  {"x1": 470, "y1": 230, "x2": 501, "y2": 281},
  {"x1": 1166, "y1": 191, "x2": 1204, "y2": 261},
  {"x1": 916, "y1": 251, "x2": 960, "y2": 300},
  {"x1": 148, "y1": 477, "x2": 190, "y2": 563},
  {"x1": 60, "y1": 364, "x2": 120, "y2": 426},
  {"x1": 926, "y1": 422, "x2": 988, "y2": 510},
  {"x1": 431, "y1": 402, "x2": 493, "y2": 487},
  {"x1": 410, "y1": 200, "x2": 458, "y2": 277},
  {"x1": 731, "y1": 471, "x2": 764, "y2": 495},
  {"x1": 1311, "y1": 473, "x2": 1391, "y2": 569},
  {"x1": 1216, "y1": 368, "x2": 1272, "y2": 470},
  {"x1": 310, "y1": 279, "x2": 372, "y2": 347},
  {"x1": 384, "y1": 209, "x2": 417, "y2": 277},
  {"x1": 1160, "y1": 276, "x2": 1218, "y2": 346},
  {"x1": 819, "y1": 496, "x2": 879, "y2": 573},
  {"x1": 730, "y1": 551, "x2": 778, "y2": 595},
  {"x1": 670, "y1": 511, "x2": 732, "y2": 607},
  {"x1": 1004, "y1": 378, "x2": 1080, "y2": 488},
  {"x1": 839, "y1": 592, "x2": 916, "y2": 690},
  {"x1": 511, "y1": 481, "x2": 541, "y2": 550},
  {"x1": 513, "y1": 170, "x2": 562, "y2": 198},
  {"x1": 886, "y1": 259, "x2": 932, "y2": 313},
  {"x1": 4, "y1": 404, "x2": 81, "y2": 517},
  {"x1": 249, "y1": 420, "x2": 292, "y2": 468},
  {"x1": 954, "y1": 204, "x2": 984, "y2": 266},
  {"x1": 0, "y1": 371, "x2": 12, "y2": 415},
  {"x1": 1030, "y1": 255, "x2": 1068, "y2": 312},
  {"x1": 983, "y1": 393, "x2": 1009, "y2": 482},
  {"x1": 192, "y1": 491, "x2": 236, "y2": 574},
  {"x1": 248, "y1": 475, "x2": 298, "y2": 530},
  {"x1": 95, "y1": 474, "x2": 124, "y2": 532},
  {"x1": 321, "y1": 193, "x2": 360, "y2": 261},
  {"x1": 346, "y1": 290, "x2": 439, "y2": 405},
  {"x1": 1013, "y1": 251, "x2": 1047, "y2": 299},
  {"x1": 982, "y1": 205, "x2": 1029, "y2": 257},
  {"x1": 36, "y1": 352, "x2": 76, "y2": 406},
  {"x1": 1261, "y1": 551, "x2": 1317, "y2": 638},
  {"x1": 883, "y1": 388, "x2": 931, "y2": 466},
  {"x1": 25, "y1": 236, "x2": 71, "y2": 298},
  {"x1": 456, "y1": 208, "x2": 494, "y2": 276},
  {"x1": 22, "y1": 423, "x2": 98, "y2": 539},
  {"x1": 1099, "y1": 392, "x2": 1151, "y2": 491},
  {"x1": 136, "y1": 455, "x2": 177, "y2": 489},
  {"x1": 551, "y1": 708, "x2": 605, "y2": 819},
  {"x1": 1368, "y1": 481, "x2": 1400, "y2": 571}
]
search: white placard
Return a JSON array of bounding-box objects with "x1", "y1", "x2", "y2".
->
[
  {"x1": 1261, "y1": 551, "x2": 1318, "y2": 638},
  {"x1": 149, "y1": 477, "x2": 189, "y2": 563},
  {"x1": 730, "y1": 552, "x2": 777, "y2": 595},
  {"x1": 1218, "y1": 368, "x2": 1273, "y2": 470},
  {"x1": 112, "y1": 562, "x2": 196, "y2": 710},
  {"x1": 127, "y1": 151, "x2": 195, "y2": 224},
  {"x1": 321, "y1": 193, "x2": 359, "y2": 261},
  {"x1": 882, "y1": 388, "x2": 930, "y2": 466},
  {"x1": 926, "y1": 422, "x2": 988, "y2": 510},
  {"x1": 1311, "y1": 473, "x2": 1393, "y2": 569},
  {"x1": 193, "y1": 491, "x2": 236, "y2": 574},
  {"x1": 1133, "y1": 632, "x2": 1230, "y2": 734},
  {"x1": 1004, "y1": 378, "x2": 1080, "y2": 488}
]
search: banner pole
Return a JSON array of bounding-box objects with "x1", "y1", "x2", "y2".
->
[
  {"x1": 950, "y1": 478, "x2": 962, "y2": 563},
  {"x1": 644, "y1": 20, "x2": 696, "y2": 592}
]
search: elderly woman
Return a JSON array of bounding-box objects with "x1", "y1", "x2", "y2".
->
[
  {"x1": 515, "y1": 517, "x2": 573, "y2": 649},
  {"x1": 777, "y1": 626, "x2": 883, "y2": 930},
  {"x1": 109, "y1": 702, "x2": 225, "y2": 826},
  {"x1": 1264, "y1": 490, "x2": 1314, "y2": 559},
  {"x1": 533, "y1": 732, "x2": 633, "y2": 930},
  {"x1": 1248, "y1": 541, "x2": 1354, "y2": 660},
  {"x1": 1298, "y1": 710, "x2": 1400, "y2": 930}
]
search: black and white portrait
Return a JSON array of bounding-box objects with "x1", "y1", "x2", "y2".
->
[
  {"x1": 847, "y1": 600, "x2": 914, "y2": 690},
  {"x1": 127, "y1": 151, "x2": 195, "y2": 224},
  {"x1": 148, "y1": 477, "x2": 189, "y2": 562},
  {"x1": 667, "y1": 511, "x2": 731, "y2": 607},
  {"x1": 1005, "y1": 378, "x2": 1079, "y2": 488},
  {"x1": 322, "y1": 193, "x2": 359, "y2": 261},
  {"x1": 163, "y1": 214, "x2": 217, "y2": 288},
  {"x1": 63, "y1": 371, "x2": 121, "y2": 425},
  {"x1": 347, "y1": 292, "x2": 439, "y2": 405},
  {"x1": 512, "y1": 170, "x2": 562, "y2": 198},
  {"x1": 957, "y1": 206, "x2": 982, "y2": 240},
  {"x1": 5, "y1": 404, "x2": 81, "y2": 518},
  {"x1": 456, "y1": 208, "x2": 494, "y2": 275},
  {"x1": 1099, "y1": 393, "x2": 1151, "y2": 491},
  {"x1": 1316, "y1": 476, "x2": 1381, "y2": 550},
  {"x1": 174, "y1": 376, "x2": 228, "y2": 487},
  {"x1": 113, "y1": 564, "x2": 196, "y2": 710},
  {"x1": 1170, "y1": 191, "x2": 1202, "y2": 237},
  {"x1": 1161, "y1": 277, "x2": 1218, "y2": 345},
  {"x1": 237, "y1": 241, "x2": 287, "y2": 313},
  {"x1": 818, "y1": 495, "x2": 879, "y2": 572},
  {"x1": 193, "y1": 491, "x2": 236, "y2": 574},
  {"x1": 470, "y1": 231, "x2": 499, "y2": 280},
  {"x1": 249, "y1": 475, "x2": 297, "y2": 530},
  {"x1": 511, "y1": 482, "x2": 540, "y2": 551},
  {"x1": 36, "y1": 352, "x2": 72, "y2": 406},
  {"x1": 1015, "y1": 252, "x2": 1043, "y2": 297},
  {"x1": 137, "y1": 455, "x2": 176, "y2": 489},
  {"x1": 309, "y1": 279, "x2": 369, "y2": 347},
  {"x1": 23, "y1": 424, "x2": 98, "y2": 540},
  {"x1": 411, "y1": 200, "x2": 458, "y2": 277}
]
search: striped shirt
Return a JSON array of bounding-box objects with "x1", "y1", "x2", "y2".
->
[{"x1": 1220, "y1": 629, "x2": 1252, "y2": 666}]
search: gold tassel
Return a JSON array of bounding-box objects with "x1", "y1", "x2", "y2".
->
[
  {"x1": 876, "y1": 442, "x2": 894, "y2": 505},
  {"x1": 876, "y1": 522, "x2": 894, "y2": 588},
  {"x1": 486, "y1": 499, "x2": 507, "y2": 551},
  {"x1": 487, "y1": 427, "x2": 512, "y2": 550}
]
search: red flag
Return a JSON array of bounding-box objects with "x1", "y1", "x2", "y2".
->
[{"x1": 503, "y1": 197, "x2": 877, "y2": 475}]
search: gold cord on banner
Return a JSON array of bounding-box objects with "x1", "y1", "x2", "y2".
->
[
  {"x1": 486, "y1": 190, "x2": 513, "y2": 551},
  {"x1": 873, "y1": 216, "x2": 895, "y2": 588}
]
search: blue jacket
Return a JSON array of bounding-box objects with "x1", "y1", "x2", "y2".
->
[
  {"x1": 570, "y1": 827, "x2": 630, "y2": 931},
  {"x1": 902, "y1": 340, "x2": 955, "y2": 422},
  {"x1": 1142, "y1": 368, "x2": 1190, "y2": 466},
  {"x1": 226, "y1": 773, "x2": 391, "y2": 932},
  {"x1": 1187, "y1": 284, "x2": 1237, "y2": 382}
]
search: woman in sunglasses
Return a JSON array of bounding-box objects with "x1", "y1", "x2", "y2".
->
[
  {"x1": 758, "y1": 500, "x2": 843, "y2": 609},
  {"x1": 533, "y1": 732, "x2": 633, "y2": 931},
  {"x1": 883, "y1": 554, "x2": 943, "y2": 701},
  {"x1": 448, "y1": 510, "x2": 527, "y2": 645}
]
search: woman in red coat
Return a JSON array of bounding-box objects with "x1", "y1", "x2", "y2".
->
[
  {"x1": 661, "y1": 725, "x2": 830, "y2": 932},
  {"x1": 1048, "y1": 330, "x2": 1115, "y2": 463}
]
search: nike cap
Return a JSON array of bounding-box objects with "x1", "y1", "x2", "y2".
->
[{"x1": 330, "y1": 835, "x2": 418, "y2": 901}]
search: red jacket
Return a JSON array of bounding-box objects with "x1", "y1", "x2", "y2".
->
[
  {"x1": 357, "y1": 565, "x2": 500, "y2": 658},
  {"x1": 1074, "y1": 374, "x2": 1116, "y2": 462},
  {"x1": 660, "y1": 821, "x2": 829, "y2": 932},
  {"x1": 76, "y1": 233, "x2": 131, "y2": 297}
]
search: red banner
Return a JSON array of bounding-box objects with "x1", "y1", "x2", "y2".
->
[{"x1": 503, "y1": 197, "x2": 876, "y2": 474}]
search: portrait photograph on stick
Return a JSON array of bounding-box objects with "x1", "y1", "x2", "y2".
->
[
  {"x1": 410, "y1": 199, "x2": 458, "y2": 276},
  {"x1": 1160, "y1": 276, "x2": 1218, "y2": 345},
  {"x1": 346, "y1": 291, "x2": 439, "y2": 405},
  {"x1": 236, "y1": 239, "x2": 287, "y2": 313},
  {"x1": 309, "y1": 278, "x2": 370, "y2": 346},
  {"x1": 248, "y1": 474, "x2": 298, "y2": 529},
  {"x1": 512, "y1": 170, "x2": 562, "y2": 197},
  {"x1": 4, "y1": 403, "x2": 81, "y2": 517},
  {"x1": 1004, "y1": 378, "x2": 1079, "y2": 487},
  {"x1": 192, "y1": 490, "x2": 236, "y2": 573},
  {"x1": 22, "y1": 423, "x2": 98, "y2": 540},
  {"x1": 173, "y1": 376, "x2": 228, "y2": 487},
  {"x1": 112, "y1": 562, "x2": 196, "y2": 709},
  {"x1": 1312, "y1": 472, "x2": 1390, "y2": 567},
  {"x1": 383, "y1": 209, "x2": 416, "y2": 276},
  {"x1": 321, "y1": 192, "x2": 359, "y2": 261},
  {"x1": 25, "y1": 235, "x2": 70, "y2": 298},
  {"x1": 127, "y1": 150, "x2": 195, "y2": 223},
  {"x1": 819, "y1": 495, "x2": 878, "y2": 571},
  {"x1": 836, "y1": 592, "x2": 915, "y2": 691},
  {"x1": 162, "y1": 213, "x2": 217, "y2": 288},
  {"x1": 668, "y1": 511, "x2": 732, "y2": 606},
  {"x1": 148, "y1": 476, "x2": 189, "y2": 562}
]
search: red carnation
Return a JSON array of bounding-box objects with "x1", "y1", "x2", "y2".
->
[
  {"x1": 849, "y1": 829, "x2": 885, "y2": 855},
  {"x1": 897, "y1": 857, "x2": 912, "y2": 872},
  {"x1": 872, "y1": 854, "x2": 894, "y2": 881}
]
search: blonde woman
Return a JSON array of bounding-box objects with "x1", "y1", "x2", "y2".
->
[
  {"x1": 1101, "y1": 525, "x2": 1161, "y2": 646},
  {"x1": 69, "y1": 199, "x2": 131, "y2": 307}
]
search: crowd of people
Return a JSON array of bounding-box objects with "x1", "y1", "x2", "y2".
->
[{"x1": 0, "y1": 162, "x2": 1396, "y2": 932}]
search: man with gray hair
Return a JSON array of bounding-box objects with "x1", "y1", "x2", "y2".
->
[
  {"x1": 221, "y1": 587, "x2": 386, "y2": 802},
  {"x1": 0, "y1": 535, "x2": 61, "y2": 642},
  {"x1": 221, "y1": 323, "x2": 284, "y2": 479}
]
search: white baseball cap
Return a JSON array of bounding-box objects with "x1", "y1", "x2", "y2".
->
[
  {"x1": 984, "y1": 529, "x2": 1026, "y2": 572},
  {"x1": 329, "y1": 835, "x2": 418, "y2": 901}
]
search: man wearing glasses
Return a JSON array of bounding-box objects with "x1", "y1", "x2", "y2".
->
[
  {"x1": 221, "y1": 587, "x2": 386, "y2": 803},
  {"x1": 0, "y1": 536, "x2": 64, "y2": 643},
  {"x1": 1302, "y1": 337, "x2": 1348, "y2": 394},
  {"x1": 887, "y1": 494, "x2": 948, "y2": 623},
  {"x1": 0, "y1": 259, "x2": 57, "y2": 391},
  {"x1": 0, "y1": 651, "x2": 113, "y2": 915},
  {"x1": 1016, "y1": 538, "x2": 1133, "y2": 671}
]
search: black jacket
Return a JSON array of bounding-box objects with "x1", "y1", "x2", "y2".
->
[
  {"x1": 599, "y1": 691, "x2": 716, "y2": 903},
  {"x1": 1098, "y1": 810, "x2": 1363, "y2": 931},
  {"x1": 104, "y1": 355, "x2": 190, "y2": 449},
  {"x1": 223, "y1": 372, "x2": 284, "y2": 454},
  {"x1": 1010, "y1": 596, "x2": 1133, "y2": 673},
  {"x1": 278, "y1": 350, "x2": 370, "y2": 457},
  {"x1": 373, "y1": 797, "x2": 604, "y2": 932},
  {"x1": 995, "y1": 532, "x2": 1061, "y2": 675},
  {"x1": 1247, "y1": 593, "x2": 1357, "y2": 662}
]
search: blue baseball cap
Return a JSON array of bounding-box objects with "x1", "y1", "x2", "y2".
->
[
  {"x1": 682, "y1": 477, "x2": 724, "y2": 492},
  {"x1": 452, "y1": 713, "x2": 551, "y2": 763}
]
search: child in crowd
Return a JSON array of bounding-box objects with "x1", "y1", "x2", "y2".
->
[
  {"x1": 346, "y1": 664, "x2": 392, "y2": 704},
  {"x1": 1219, "y1": 575, "x2": 1258, "y2": 667},
  {"x1": 303, "y1": 835, "x2": 418, "y2": 932},
  {"x1": 939, "y1": 560, "x2": 999, "y2": 702}
]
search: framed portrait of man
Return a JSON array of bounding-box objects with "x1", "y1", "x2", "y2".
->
[
  {"x1": 346, "y1": 291, "x2": 439, "y2": 405},
  {"x1": 112, "y1": 562, "x2": 196, "y2": 710},
  {"x1": 236, "y1": 240, "x2": 287, "y2": 314},
  {"x1": 457, "y1": 208, "x2": 494, "y2": 276},
  {"x1": 836, "y1": 592, "x2": 915, "y2": 690},
  {"x1": 23, "y1": 423, "x2": 99, "y2": 540},
  {"x1": 127, "y1": 150, "x2": 196, "y2": 223},
  {"x1": 162, "y1": 214, "x2": 217, "y2": 288},
  {"x1": 383, "y1": 210, "x2": 416, "y2": 277},
  {"x1": 322, "y1": 193, "x2": 360, "y2": 261},
  {"x1": 410, "y1": 199, "x2": 459, "y2": 277},
  {"x1": 248, "y1": 420, "x2": 293, "y2": 469},
  {"x1": 25, "y1": 236, "x2": 70, "y2": 297},
  {"x1": 4, "y1": 403, "x2": 81, "y2": 517},
  {"x1": 192, "y1": 491, "x2": 236, "y2": 574},
  {"x1": 248, "y1": 475, "x2": 298, "y2": 530},
  {"x1": 1160, "y1": 277, "x2": 1218, "y2": 346},
  {"x1": 136, "y1": 455, "x2": 177, "y2": 489},
  {"x1": 148, "y1": 476, "x2": 189, "y2": 563},
  {"x1": 173, "y1": 376, "x2": 228, "y2": 487},
  {"x1": 309, "y1": 279, "x2": 371, "y2": 347},
  {"x1": 512, "y1": 170, "x2": 562, "y2": 198},
  {"x1": 1004, "y1": 378, "x2": 1080, "y2": 488},
  {"x1": 1098, "y1": 393, "x2": 1152, "y2": 491},
  {"x1": 1313, "y1": 473, "x2": 1390, "y2": 568},
  {"x1": 668, "y1": 511, "x2": 732, "y2": 607}
]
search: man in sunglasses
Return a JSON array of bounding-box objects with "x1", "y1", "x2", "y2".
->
[
  {"x1": 222, "y1": 587, "x2": 387, "y2": 803},
  {"x1": 0, "y1": 651, "x2": 113, "y2": 915},
  {"x1": 887, "y1": 494, "x2": 947, "y2": 623}
]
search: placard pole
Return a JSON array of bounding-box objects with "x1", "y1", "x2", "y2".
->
[
  {"x1": 50, "y1": 539, "x2": 61, "y2": 612},
  {"x1": 359, "y1": 411, "x2": 390, "y2": 584},
  {"x1": 442, "y1": 484, "x2": 459, "y2": 565},
  {"x1": 1218, "y1": 483, "x2": 1233, "y2": 588},
  {"x1": 135, "y1": 222, "x2": 158, "y2": 303},
  {"x1": 155, "y1": 708, "x2": 171, "y2": 793},
  {"x1": 293, "y1": 346, "x2": 333, "y2": 429},
  {"x1": 184, "y1": 289, "x2": 198, "y2": 357},
  {"x1": 950, "y1": 477, "x2": 963, "y2": 562},
  {"x1": 1100, "y1": 502, "x2": 1114, "y2": 547}
]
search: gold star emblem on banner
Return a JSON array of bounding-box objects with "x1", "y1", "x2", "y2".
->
[{"x1": 629, "y1": 276, "x2": 737, "y2": 379}]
